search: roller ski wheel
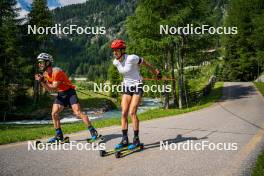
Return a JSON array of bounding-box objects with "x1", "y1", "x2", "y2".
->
[
  {"x1": 99, "y1": 145, "x2": 129, "y2": 157},
  {"x1": 100, "y1": 150, "x2": 107, "y2": 157},
  {"x1": 35, "y1": 140, "x2": 42, "y2": 147},
  {"x1": 115, "y1": 143, "x2": 144, "y2": 158},
  {"x1": 99, "y1": 136, "x2": 129, "y2": 157},
  {"x1": 115, "y1": 151, "x2": 121, "y2": 158}
]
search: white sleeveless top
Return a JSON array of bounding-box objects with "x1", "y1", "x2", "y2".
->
[{"x1": 113, "y1": 54, "x2": 143, "y2": 86}]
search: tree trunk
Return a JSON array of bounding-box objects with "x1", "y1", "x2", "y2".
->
[
  {"x1": 163, "y1": 54, "x2": 169, "y2": 109},
  {"x1": 170, "y1": 43, "x2": 177, "y2": 107},
  {"x1": 178, "y1": 36, "x2": 185, "y2": 109}
]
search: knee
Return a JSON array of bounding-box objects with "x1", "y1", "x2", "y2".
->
[
  {"x1": 51, "y1": 112, "x2": 59, "y2": 119},
  {"x1": 121, "y1": 111, "x2": 128, "y2": 118},
  {"x1": 74, "y1": 111, "x2": 85, "y2": 119},
  {"x1": 129, "y1": 110, "x2": 137, "y2": 118}
]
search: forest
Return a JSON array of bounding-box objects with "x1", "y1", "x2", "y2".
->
[{"x1": 0, "y1": 0, "x2": 263, "y2": 117}]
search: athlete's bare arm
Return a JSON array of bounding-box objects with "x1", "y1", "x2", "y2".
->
[
  {"x1": 34, "y1": 74, "x2": 60, "y2": 92},
  {"x1": 141, "y1": 58, "x2": 160, "y2": 75},
  {"x1": 41, "y1": 81, "x2": 60, "y2": 92}
]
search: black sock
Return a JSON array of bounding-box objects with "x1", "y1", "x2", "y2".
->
[
  {"x1": 122, "y1": 129, "x2": 128, "y2": 137},
  {"x1": 88, "y1": 125, "x2": 97, "y2": 135},
  {"x1": 134, "y1": 130, "x2": 139, "y2": 138},
  {"x1": 55, "y1": 128, "x2": 63, "y2": 138},
  {"x1": 88, "y1": 125, "x2": 94, "y2": 131}
]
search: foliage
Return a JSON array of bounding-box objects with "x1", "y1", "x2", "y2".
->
[{"x1": 222, "y1": 0, "x2": 264, "y2": 81}]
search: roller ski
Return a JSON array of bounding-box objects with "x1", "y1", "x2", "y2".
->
[
  {"x1": 100, "y1": 136, "x2": 129, "y2": 157},
  {"x1": 87, "y1": 127, "x2": 104, "y2": 143},
  {"x1": 87, "y1": 134, "x2": 105, "y2": 143},
  {"x1": 35, "y1": 135, "x2": 70, "y2": 148},
  {"x1": 115, "y1": 137, "x2": 144, "y2": 158}
]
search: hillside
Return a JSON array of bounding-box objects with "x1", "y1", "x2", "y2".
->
[{"x1": 51, "y1": 0, "x2": 137, "y2": 80}]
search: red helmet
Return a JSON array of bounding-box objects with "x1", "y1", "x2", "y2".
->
[{"x1": 111, "y1": 39, "x2": 126, "y2": 49}]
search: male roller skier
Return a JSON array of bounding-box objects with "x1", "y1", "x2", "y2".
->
[{"x1": 34, "y1": 53, "x2": 99, "y2": 143}]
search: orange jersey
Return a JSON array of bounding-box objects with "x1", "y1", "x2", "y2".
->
[{"x1": 44, "y1": 67, "x2": 75, "y2": 92}]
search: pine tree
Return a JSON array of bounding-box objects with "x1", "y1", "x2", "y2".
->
[
  {"x1": 222, "y1": 0, "x2": 264, "y2": 81},
  {"x1": 126, "y1": 0, "x2": 214, "y2": 108},
  {"x1": 0, "y1": 0, "x2": 32, "y2": 114},
  {"x1": 28, "y1": 0, "x2": 53, "y2": 51},
  {"x1": 27, "y1": 0, "x2": 53, "y2": 104}
]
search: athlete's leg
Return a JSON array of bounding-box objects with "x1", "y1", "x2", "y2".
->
[
  {"x1": 48, "y1": 104, "x2": 64, "y2": 142},
  {"x1": 51, "y1": 104, "x2": 64, "y2": 129},
  {"x1": 121, "y1": 94, "x2": 132, "y2": 131},
  {"x1": 71, "y1": 103, "x2": 91, "y2": 126},
  {"x1": 71, "y1": 103, "x2": 98, "y2": 137},
  {"x1": 128, "y1": 94, "x2": 141, "y2": 148},
  {"x1": 115, "y1": 94, "x2": 132, "y2": 149},
  {"x1": 129, "y1": 94, "x2": 141, "y2": 131}
]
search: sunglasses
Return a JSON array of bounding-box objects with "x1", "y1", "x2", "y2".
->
[{"x1": 38, "y1": 60, "x2": 45, "y2": 64}]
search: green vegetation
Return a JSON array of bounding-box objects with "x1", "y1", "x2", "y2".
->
[
  {"x1": 252, "y1": 82, "x2": 264, "y2": 176},
  {"x1": 254, "y1": 82, "x2": 264, "y2": 96},
  {"x1": 0, "y1": 82, "x2": 223, "y2": 145},
  {"x1": 186, "y1": 62, "x2": 220, "y2": 92},
  {"x1": 222, "y1": 0, "x2": 264, "y2": 81},
  {"x1": 0, "y1": 0, "x2": 33, "y2": 115},
  {"x1": 52, "y1": 0, "x2": 136, "y2": 79},
  {"x1": 76, "y1": 89, "x2": 117, "y2": 110},
  {"x1": 1, "y1": 83, "x2": 117, "y2": 121},
  {"x1": 0, "y1": 0, "x2": 135, "y2": 119},
  {"x1": 125, "y1": 0, "x2": 224, "y2": 107},
  {"x1": 1, "y1": 0, "x2": 262, "y2": 147},
  {"x1": 252, "y1": 151, "x2": 264, "y2": 176}
]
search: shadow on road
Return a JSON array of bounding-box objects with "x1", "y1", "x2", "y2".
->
[
  {"x1": 73, "y1": 133, "x2": 122, "y2": 143},
  {"x1": 100, "y1": 133, "x2": 123, "y2": 143},
  {"x1": 214, "y1": 83, "x2": 264, "y2": 130},
  {"x1": 144, "y1": 134, "x2": 208, "y2": 150},
  {"x1": 113, "y1": 134, "x2": 208, "y2": 158},
  {"x1": 219, "y1": 84, "x2": 256, "y2": 102}
]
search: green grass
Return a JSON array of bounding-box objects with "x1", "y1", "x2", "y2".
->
[
  {"x1": 252, "y1": 152, "x2": 264, "y2": 176},
  {"x1": 0, "y1": 82, "x2": 223, "y2": 145},
  {"x1": 8, "y1": 89, "x2": 117, "y2": 120},
  {"x1": 251, "y1": 82, "x2": 264, "y2": 176},
  {"x1": 254, "y1": 82, "x2": 264, "y2": 96},
  {"x1": 77, "y1": 90, "x2": 117, "y2": 110},
  {"x1": 186, "y1": 63, "x2": 218, "y2": 92}
]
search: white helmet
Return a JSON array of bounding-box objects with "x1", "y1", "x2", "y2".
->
[{"x1": 37, "y1": 53, "x2": 53, "y2": 62}]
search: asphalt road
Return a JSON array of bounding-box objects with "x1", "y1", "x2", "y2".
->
[{"x1": 1, "y1": 82, "x2": 264, "y2": 176}]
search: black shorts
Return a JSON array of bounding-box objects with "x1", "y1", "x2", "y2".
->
[
  {"x1": 123, "y1": 84, "x2": 143, "y2": 97},
  {"x1": 54, "y1": 89, "x2": 79, "y2": 107}
]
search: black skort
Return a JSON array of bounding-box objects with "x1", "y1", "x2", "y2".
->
[
  {"x1": 54, "y1": 89, "x2": 79, "y2": 107},
  {"x1": 122, "y1": 84, "x2": 143, "y2": 97}
]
